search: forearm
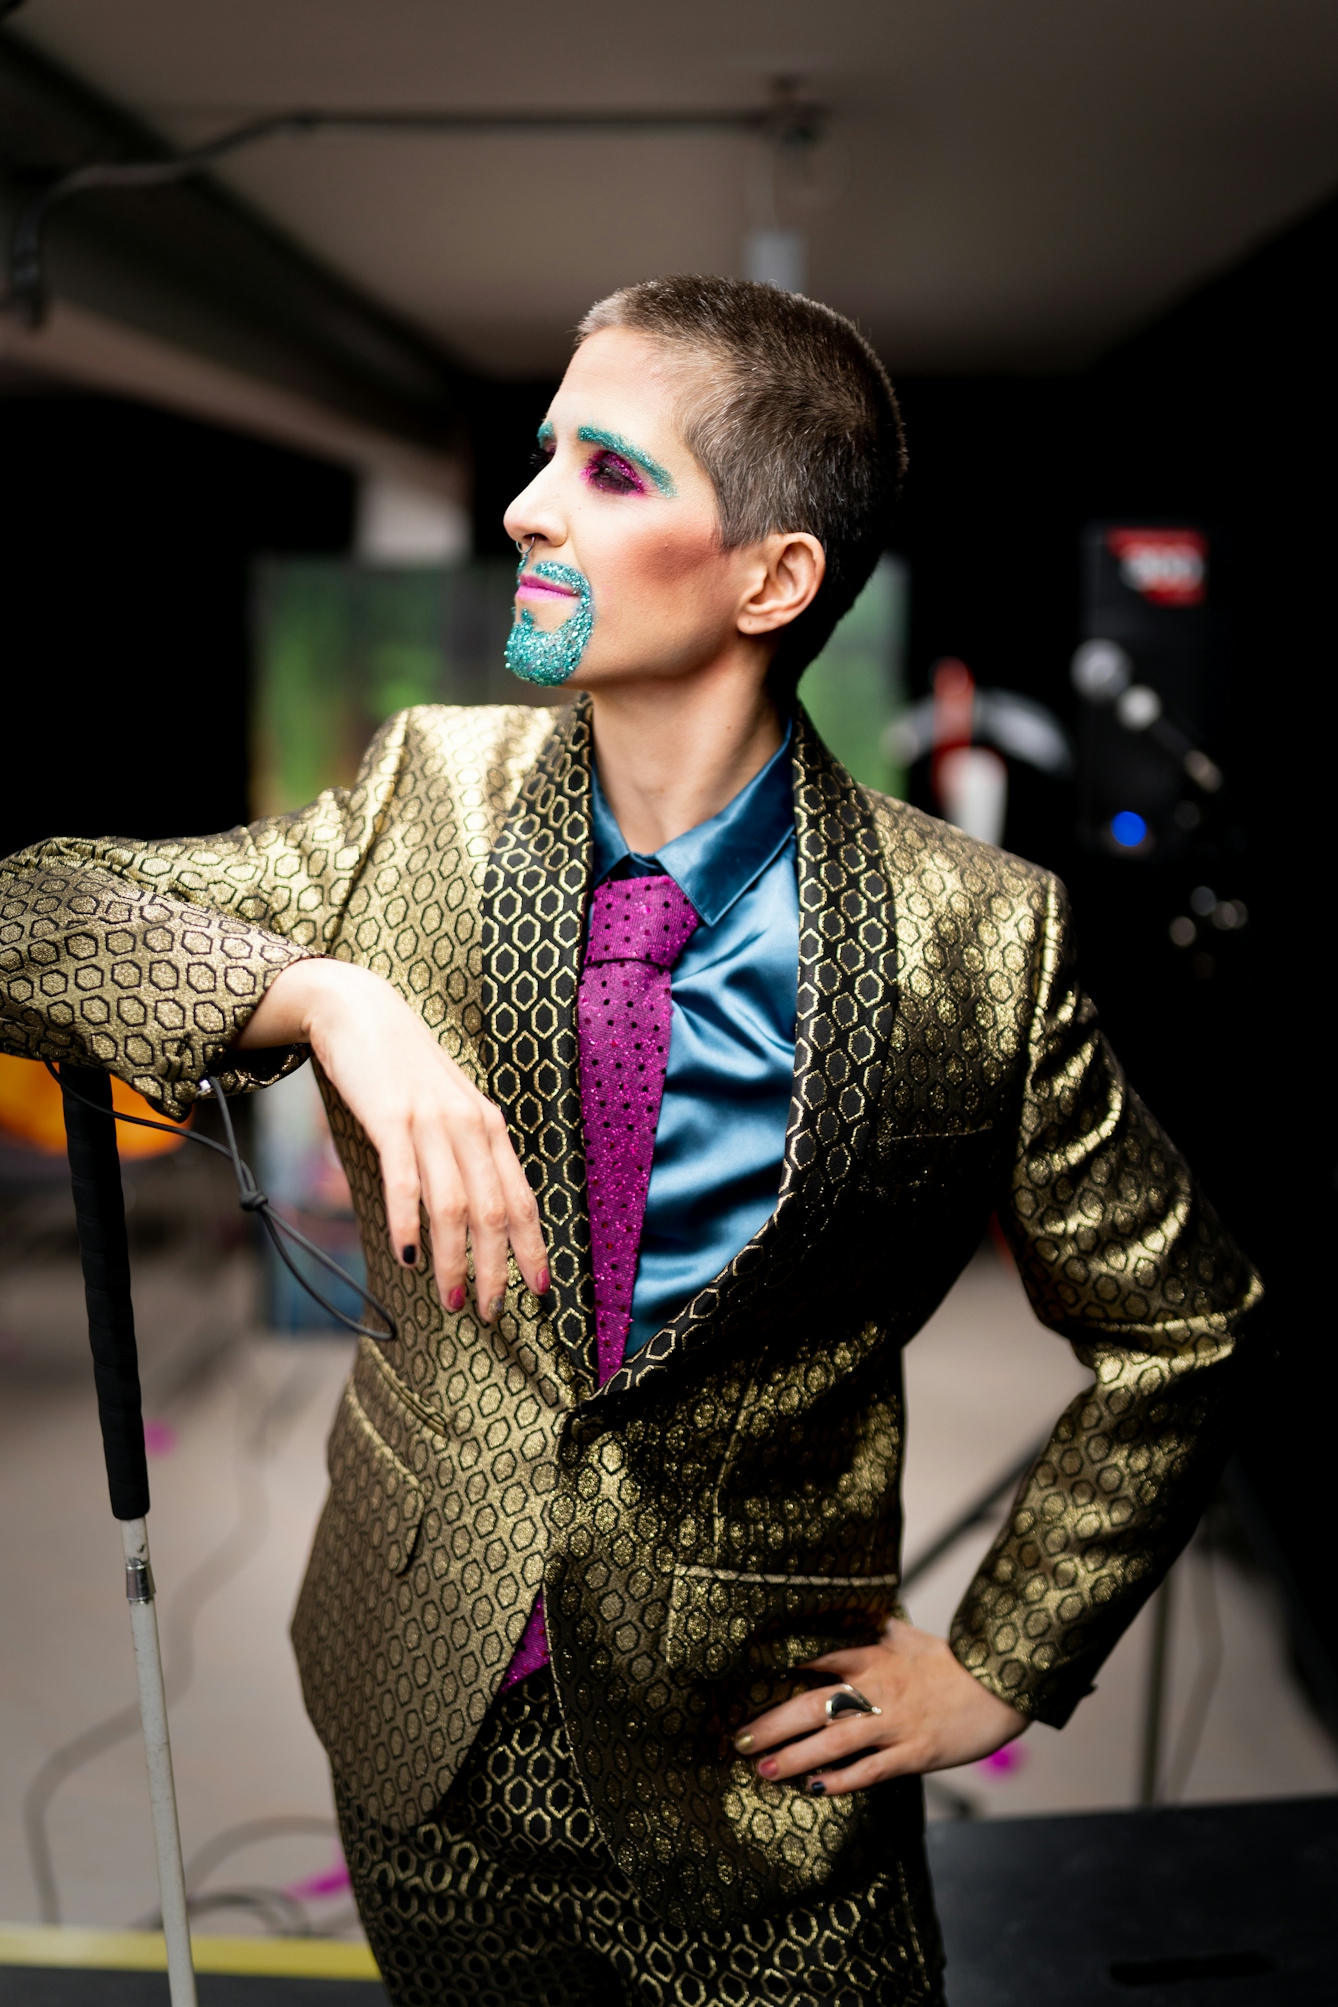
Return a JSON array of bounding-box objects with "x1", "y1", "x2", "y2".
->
[
  {"x1": 234, "y1": 957, "x2": 335, "y2": 1049},
  {"x1": 0, "y1": 716, "x2": 414, "y2": 1113},
  {"x1": 950, "y1": 1335, "x2": 1239, "y2": 1724},
  {"x1": 0, "y1": 851, "x2": 310, "y2": 1116}
]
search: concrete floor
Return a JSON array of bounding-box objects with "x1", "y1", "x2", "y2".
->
[{"x1": 1, "y1": 1226, "x2": 1334, "y2": 1937}]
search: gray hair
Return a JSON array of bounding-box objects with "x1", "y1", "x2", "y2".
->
[{"x1": 578, "y1": 275, "x2": 906, "y2": 692}]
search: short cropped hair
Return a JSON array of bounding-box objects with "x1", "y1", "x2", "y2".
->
[{"x1": 578, "y1": 275, "x2": 905, "y2": 695}]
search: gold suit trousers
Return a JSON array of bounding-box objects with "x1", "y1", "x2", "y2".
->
[{"x1": 338, "y1": 1668, "x2": 944, "y2": 2007}]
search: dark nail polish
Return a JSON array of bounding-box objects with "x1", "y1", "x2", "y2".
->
[
  {"x1": 402, "y1": 1245, "x2": 418, "y2": 1266},
  {"x1": 807, "y1": 1776, "x2": 827, "y2": 1796},
  {"x1": 447, "y1": 1286, "x2": 466, "y2": 1313},
  {"x1": 487, "y1": 1295, "x2": 505, "y2": 1323}
]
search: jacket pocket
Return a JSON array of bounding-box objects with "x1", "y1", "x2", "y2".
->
[
  {"x1": 663, "y1": 1565, "x2": 901, "y2": 1681},
  {"x1": 326, "y1": 1381, "x2": 425, "y2": 1577}
]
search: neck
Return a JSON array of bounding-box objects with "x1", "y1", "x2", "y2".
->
[{"x1": 588, "y1": 658, "x2": 785, "y2": 854}]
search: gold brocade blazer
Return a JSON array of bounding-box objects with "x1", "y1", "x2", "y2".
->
[{"x1": 0, "y1": 700, "x2": 1259, "y2": 1924}]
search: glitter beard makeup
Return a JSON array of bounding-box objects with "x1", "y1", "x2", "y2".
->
[
  {"x1": 504, "y1": 420, "x2": 675, "y2": 686},
  {"x1": 505, "y1": 559, "x2": 595, "y2": 686}
]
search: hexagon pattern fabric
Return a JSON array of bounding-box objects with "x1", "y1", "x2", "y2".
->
[
  {"x1": 580, "y1": 874, "x2": 700, "y2": 1386},
  {"x1": 0, "y1": 700, "x2": 1261, "y2": 1933},
  {"x1": 339, "y1": 1666, "x2": 944, "y2": 2006}
]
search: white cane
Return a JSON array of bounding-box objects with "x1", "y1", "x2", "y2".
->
[{"x1": 61, "y1": 1065, "x2": 197, "y2": 2007}]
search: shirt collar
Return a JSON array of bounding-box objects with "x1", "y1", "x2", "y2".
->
[{"x1": 590, "y1": 723, "x2": 795, "y2": 927}]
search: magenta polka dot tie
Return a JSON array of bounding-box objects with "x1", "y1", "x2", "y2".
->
[
  {"x1": 579, "y1": 874, "x2": 701, "y2": 1385},
  {"x1": 501, "y1": 871, "x2": 698, "y2": 1692}
]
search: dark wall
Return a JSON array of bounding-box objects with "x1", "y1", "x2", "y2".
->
[
  {"x1": 466, "y1": 377, "x2": 560, "y2": 559},
  {"x1": 893, "y1": 188, "x2": 1338, "y2": 1696},
  {"x1": 0, "y1": 394, "x2": 354, "y2": 856}
]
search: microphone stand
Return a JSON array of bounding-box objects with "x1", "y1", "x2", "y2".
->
[{"x1": 60, "y1": 1065, "x2": 197, "y2": 2006}]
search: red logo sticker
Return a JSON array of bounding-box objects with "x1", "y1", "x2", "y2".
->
[{"x1": 1107, "y1": 528, "x2": 1207, "y2": 606}]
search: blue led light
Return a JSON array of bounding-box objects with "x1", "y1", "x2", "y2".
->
[{"x1": 1111, "y1": 811, "x2": 1148, "y2": 849}]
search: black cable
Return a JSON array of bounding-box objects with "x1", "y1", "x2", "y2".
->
[
  {"x1": 24, "y1": 1700, "x2": 145, "y2": 1926},
  {"x1": 25, "y1": 1351, "x2": 326, "y2": 1923},
  {"x1": 45, "y1": 1062, "x2": 395, "y2": 1344},
  {"x1": 900, "y1": 1444, "x2": 1041, "y2": 1590},
  {"x1": 177, "y1": 1886, "x2": 312, "y2": 1937},
  {"x1": 133, "y1": 1814, "x2": 346, "y2": 1939},
  {"x1": 182, "y1": 1813, "x2": 337, "y2": 1894}
]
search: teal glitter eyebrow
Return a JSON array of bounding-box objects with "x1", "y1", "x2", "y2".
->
[
  {"x1": 536, "y1": 421, "x2": 555, "y2": 447},
  {"x1": 577, "y1": 425, "x2": 677, "y2": 496}
]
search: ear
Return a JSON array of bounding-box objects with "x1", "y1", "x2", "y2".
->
[{"x1": 736, "y1": 532, "x2": 827, "y2": 637}]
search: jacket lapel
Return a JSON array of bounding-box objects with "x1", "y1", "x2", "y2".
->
[
  {"x1": 606, "y1": 708, "x2": 899, "y2": 1395},
  {"x1": 481, "y1": 696, "x2": 597, "y2": 1389}
]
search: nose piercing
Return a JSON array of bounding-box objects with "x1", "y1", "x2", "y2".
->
[{"x1": 515, "y1": 534, "x2": 536, "y2": 556}]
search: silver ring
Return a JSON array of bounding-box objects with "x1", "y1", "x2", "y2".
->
[{"x1": 823, "y1": 1684, "x2": 882, "y2": 1723}]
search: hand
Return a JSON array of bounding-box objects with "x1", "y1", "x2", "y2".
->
[
  {"x1": 236, "y1": 959, "x2": 550, "y2": 1322},
  {"x1": 733, "y1": 1618, "x2": 1027, "y2": 1796}
]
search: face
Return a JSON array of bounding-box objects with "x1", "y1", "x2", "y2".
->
[{"x1": 502, "y1": 328, "x2": 814, "y2": 692}]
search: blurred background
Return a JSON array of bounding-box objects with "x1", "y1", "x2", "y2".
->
[{"x1": 2, "y1": 0, "x2": 1336, "y2": 1951}]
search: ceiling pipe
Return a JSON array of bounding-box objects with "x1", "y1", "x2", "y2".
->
[{"x1": 4, "y1": 92, "x2": 827, "y2": 327}]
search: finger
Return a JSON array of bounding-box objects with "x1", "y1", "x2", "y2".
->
[
  {"x1": 455, "y1": 1123, "x2": 513, "y2": 1321},
  {"x1": 803, "y1": 1748, "x2": 917, "y2": 1797},
  {"x1": 754, "y1": 1719, "x2": 891, "y2": 1783},
  {"x1": 492, "y1": 1138, "x2": 550, "y2": 1296},
  {"x1": 732, "y1": 1688, "x2": 835, "y2": 1756},
  {"x1": 734, "y1": 1675, "x2": 883, "y2": 1756},
  {"x1": 417, "y1": 1140, "x2": 470, "y2": 1311},
  {"x1": 377, "y1": 1133, "x2": 425, "y2": 1272}
]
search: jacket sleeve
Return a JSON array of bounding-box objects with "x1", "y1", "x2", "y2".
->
[
  {"x1": 0, "y1": 711, "x2": 412, "y2": 1120},
  {"x1": 949, "y1": 873, "x2": 1262, "y2": 1726}
]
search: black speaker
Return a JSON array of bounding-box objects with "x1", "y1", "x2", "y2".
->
[{"x1": 1072, "y1": 522, "x2": 1223, "y2": 862}]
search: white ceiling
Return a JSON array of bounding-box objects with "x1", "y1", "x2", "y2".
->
[{"x1": 13, "y1": 0, "x2": 1338, "y2": 377}]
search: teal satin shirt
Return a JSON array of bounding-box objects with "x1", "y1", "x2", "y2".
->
[{"x1": 590, "y1": 732, "x2": 799, "y2": 1356}]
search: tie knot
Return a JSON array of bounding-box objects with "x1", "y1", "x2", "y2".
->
[{"x1": 586, "y1": 874, "x2": 699, "y2": 970}]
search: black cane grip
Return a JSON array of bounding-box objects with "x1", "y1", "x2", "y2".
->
[{"x1": 60, "y1": 1065, "x2": 150, "y2": 1520}]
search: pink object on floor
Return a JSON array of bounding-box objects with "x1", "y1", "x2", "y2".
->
[
  {"x1": 977, "y1": 1742, "x2": 1027, "y2": 1775},
  {"x1": 285, "y1": 1857, "x2": 352, "y2": 1900}
]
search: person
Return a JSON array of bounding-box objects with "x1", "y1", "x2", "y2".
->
[{"x1": 0, "y1": 276, "x2": 1258, "y2": 2007}]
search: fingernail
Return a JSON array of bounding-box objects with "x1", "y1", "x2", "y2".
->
[
  {"x1": 733, "y1": 1730, "x2": 755, "y2": 1755},
  {"x1": 447, "y1": 1286, "x2": 466, "y2": 1312},
  {"x1": 807, "y1": 1776, "x2": 827, "y2": 1796},
  {"x1": 536, "y1": 1267, "x2": 550, "y2": 1296},
  {"x1": 757, "y1": 1758, "x2": 778, "y2": 1779},
  {"x1": 401, "y1": 1245, "x2": 418, "y2": 1267},
  {"x1": 487, "y1": 1295, "x2": 505, "y2": 1322}
]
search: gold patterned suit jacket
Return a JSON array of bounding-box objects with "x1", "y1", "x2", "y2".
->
[{"x1": 0, "y1": 699, "x2": 1259, "y2": 1926}]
